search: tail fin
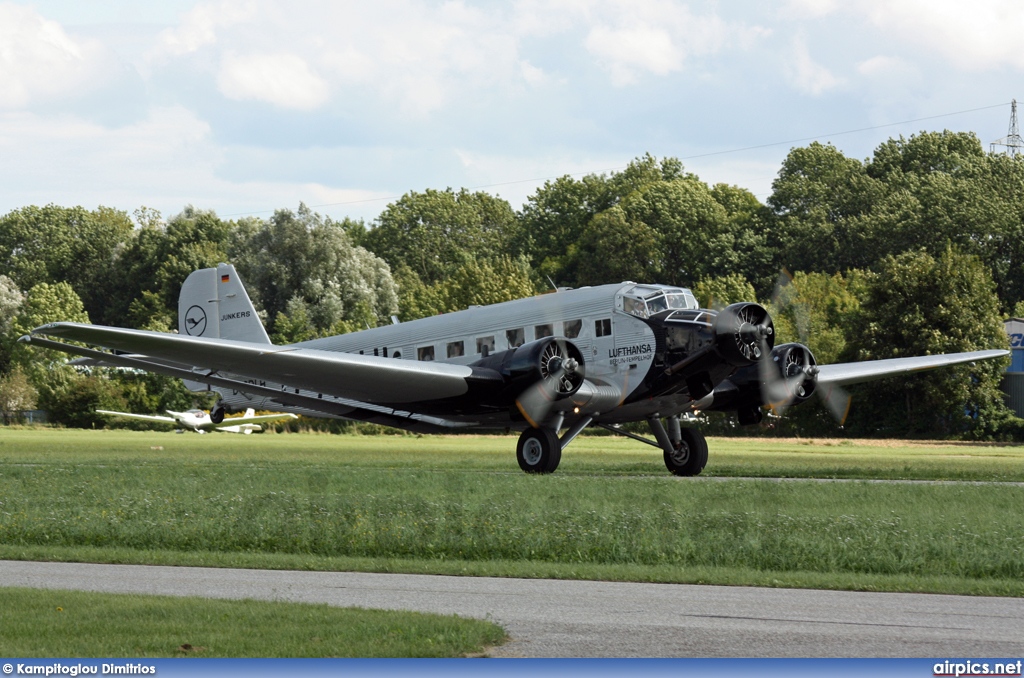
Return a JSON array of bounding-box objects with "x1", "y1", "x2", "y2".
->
[{"x1": 178, "y1": 263, "x2": 270, "y2": 344}]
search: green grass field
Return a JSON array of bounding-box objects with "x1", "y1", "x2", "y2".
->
[
  {"x1": 2, "y1": 428, "x2": 1023, "y2": 598},
  {"x1": 0, "y1": 586, "x2": 505, "y2": 657}
]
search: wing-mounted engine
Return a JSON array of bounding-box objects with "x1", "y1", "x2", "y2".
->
[
  {"x1": 705, "y1": 341, "x2": 820, "y2": 424},
  {"x1": 769, "y1": 343, "x2": 817, "y2": 404},
  {"x1": 503, "y1": 337, "x2": 586, "y2": 398},
  {"x1": 466, "y1": 337, "x2": 585, "y2": 424}
]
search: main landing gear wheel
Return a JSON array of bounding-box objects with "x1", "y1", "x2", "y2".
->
[
  {"x1": 664, "y1": 428, "x2": 708, "y2": 476},
  {"x1": 210, "y1": 403, "x2": 225, "y2": 424},
  {"x1": 517, "y1": 427, "x2": 562, "y2": 474}
]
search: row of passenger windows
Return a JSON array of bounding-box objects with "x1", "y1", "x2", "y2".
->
[{"x1": 412, "y1": 318, "x2": 611, "y2": 361}]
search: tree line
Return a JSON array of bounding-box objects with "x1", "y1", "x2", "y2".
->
[{"x1": 0, "y1": 130, "x2": 1020, "y2": 438}]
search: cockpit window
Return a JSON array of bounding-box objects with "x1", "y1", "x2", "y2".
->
[
  {"x1": 623, "y1": 296, "x2": 648, "y2": 318},
  {"x1": 621, "y1": 285, "x2": 698, "y2": 317},
  {"x1": 646, "y1": 295, "x2": 668, "y2": 314}
]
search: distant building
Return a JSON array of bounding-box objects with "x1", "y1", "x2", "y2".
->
[{"x1": 1003, "y1": 319, "x2": 1024, "y2": 417}]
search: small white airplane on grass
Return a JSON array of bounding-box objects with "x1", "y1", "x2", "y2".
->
[
  {"x1": 27, "y1": 263, "x2": 1007, "y2": 475},
  {"x1": 96, "y1": 407, "x2": 297, "y2": 434}
]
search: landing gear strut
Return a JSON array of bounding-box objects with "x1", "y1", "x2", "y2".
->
[
  {"x1": 649, "y1": 414, "x2": 708, "y2": 476},
  {"x1": 594, "y1": 414, "x2": 710, "y2": 476}
]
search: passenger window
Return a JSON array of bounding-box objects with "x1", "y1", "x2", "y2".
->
[
  {"x1": 392, "y1": 351, "x2": 401, "y2": 359},
  {"x1": 506, "y1": 328, "x2": 525, "y2": 348},
  {"x1": 476, "y1": 336, "x2": 495, "y2": 355},
  {"x1": 535, "y1": 323, "x2": 553, "y2": 339},
  {"x1": 564, "y1": 319, "x2": 582, "y2": 339},
  {"x1": 417, "y1": 346, "x2": 435, "y2": 361},
  {"x1": 595, "y1": 318, "x2": 612, "y2": 337},
  {"x1": 447, "y1": 341, "x2": 465, "y2": 358}
]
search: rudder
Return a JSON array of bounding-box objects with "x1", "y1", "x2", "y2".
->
[{"x1": 178, "y1": 263, "x2": 270, "y2": 344}]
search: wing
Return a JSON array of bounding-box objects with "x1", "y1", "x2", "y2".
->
[
  {"x1": 29, "y1": 322, "x2": 485, "y2": 404},
  {"x1": 217, "y1": 413, "x2": 298, "y2": 428},
  {"x1": 816, "y1": 349, "x2": 1008, "y2": 387},
  {"x1": 213, "y1": 424, "x2": 261, "y2": 434},
  {"x1": 96, "y1": 410, "x2": 176, "y2": 424}
]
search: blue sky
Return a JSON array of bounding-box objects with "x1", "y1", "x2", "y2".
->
[{"x1": 1, "y1": 0, "x2": 1021, "y2": 225}]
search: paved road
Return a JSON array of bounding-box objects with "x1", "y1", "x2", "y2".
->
[{"x1": 2, "y1": 560, "x2": 1022, "y2": 657}]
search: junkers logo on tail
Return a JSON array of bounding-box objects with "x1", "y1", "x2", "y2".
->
[
  {"x1": 184, "y1": 305, "x2": 207, "y2": 336},
  {"x1": 221, "y1": 310, "x2": 251, "y2": 322}
]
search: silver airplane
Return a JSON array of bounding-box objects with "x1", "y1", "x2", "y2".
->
[
  {"x1": 96, "y1": 407, "x2": 297, "y2": 434},
  {"x1": 25, "y1": 264, "x2": 1007, "y2": 475}
]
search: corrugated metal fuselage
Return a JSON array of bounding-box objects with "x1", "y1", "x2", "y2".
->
[{"x1": 214, "y1": 283, "x2": 720, "y2": 429}]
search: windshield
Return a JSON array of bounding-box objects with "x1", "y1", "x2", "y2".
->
[{"x1": 621, "y1": 286, "x2": 698, "y2": 318}]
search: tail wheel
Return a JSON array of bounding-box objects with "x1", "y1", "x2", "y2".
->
[
  {"x1": 664, "y1": 428, "x2": 708, "y2": 476},
  {"x1": 516, "y1": 428, "x2": 562, "y2": 474}
]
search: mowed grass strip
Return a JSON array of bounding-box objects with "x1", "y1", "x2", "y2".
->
[
  {"x1": 1, "y1": 430, "x2": 1023, "y2": 595},
  {"x1": 0, "y1": 586, "x2": 506, "y2": 657},
  {"x1": 2, "y1": 428, "x2": 1023, "y2": 481}
]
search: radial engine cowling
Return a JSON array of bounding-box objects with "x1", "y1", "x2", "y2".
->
[
  {"x1": 500, "y1": 337, "x2": 586, "y2": 399},
  {"x1": 713, "y1": 302, "x2": 775, "y2": 366},
  {"x1": 768, "y1": 343, "x2": 817, "y2": 403}
]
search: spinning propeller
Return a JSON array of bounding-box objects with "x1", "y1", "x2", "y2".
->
[
  {"x1": 758, "y1": 272, "x2": 852, "y2": 424},
  {"x1": 514, "y1": 338, "x2": 585, "y2": 428}
]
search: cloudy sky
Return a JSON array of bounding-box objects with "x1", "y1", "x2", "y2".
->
[{"x1": 1, "y1": 0, "x2": 1021, "y2": 224}]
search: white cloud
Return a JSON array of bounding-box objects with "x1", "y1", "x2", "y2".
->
[
  {"x1": 582, "y1": 0, "x2": 750, "y2": 86},
  {"x1": 787, "y1": 0, "x2": 1024, "y2": 72},
  {"x1": 519, "y1": 60, "x2": 548, "y2": 87},
  {"x1": 781, "y1": 0, "x2": 840, "y2": 19},
  {"x1": 786, "y1": 37, "x2": 842, "y2": 95},
  {"x1": 0, "y1": 106, "x2": 215, "y2": 205},
  {"x1": 449, "y1": 146, "x2": 632, "y2": 208},
  {"x1": 218, "y1": 51, "x2": 330, "y2": 110},
  {"x1": 585, "y1": 24, "x2": 682, "y2": 86},
  {"x1": 0, "y1": 3, "x2": 120, "y2": 108},
  {"x1": 151, "y1": 0, "x2": 256, "y2": 58},
  {"x1": 857, "y1": 55, "x2": 903, "y2": 77},
  {"x1": 0, "y1": 105, "x2": 392, "y2": 219},
  {"x1": 858, "y1": 0, "x2": 1024, "y2": 71},
  {"x1": 144, "y1": 1, "x2": 762, "y2": 111}
]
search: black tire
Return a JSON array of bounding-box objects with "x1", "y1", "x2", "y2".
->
[
  {"x1": 663, "y1": 427, "x2": 708, "y2": 476},
  {"x1": 210, "y1": 404, "x2": 225, "y2": 424},
  {"x1": 516, "y1": 427, "x2": 562, "y2": 474}
]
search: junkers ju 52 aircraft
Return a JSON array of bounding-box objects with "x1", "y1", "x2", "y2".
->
[{"x1": 25, "y1": 264, "x2": 1007, "y2": 475}]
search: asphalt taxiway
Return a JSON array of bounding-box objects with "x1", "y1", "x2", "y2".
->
[{"x1": 2, "y1": 560, "x2": 1022, "y2": 657}]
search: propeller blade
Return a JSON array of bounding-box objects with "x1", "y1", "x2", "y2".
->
[
  {"x1": 515, "y1": 376, "x2": 560, "y2": 429},
  {"x1": 818, "y1": 382, "x2": 852, "y2": 425},
  {"x1": 514, "y1": 339, "x2": 584, "y2": 428},
  {"x1": 768, "y1": 268, "x2": 810, "y2": 344}
]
